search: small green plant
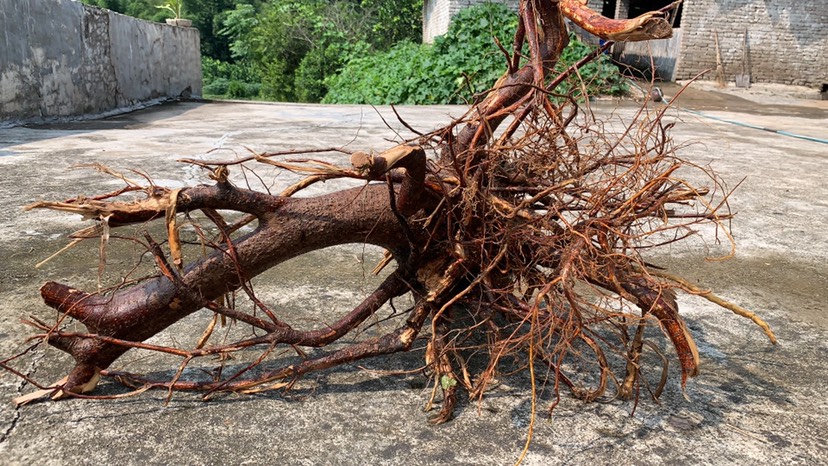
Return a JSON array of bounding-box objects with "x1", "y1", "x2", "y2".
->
[{"x1": 156, "y1": 0, "x2": 184, "y2": 19}]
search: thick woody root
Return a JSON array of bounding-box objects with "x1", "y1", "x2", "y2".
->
[
  {"x1": 109, "y1": 299, "x2": 435, "y2": 397},
  {"x1": 20, "y1": 180, "x2": 417, "y2": 398},
  {"x1": 13, "y1": 145, "x2": 440, "y2": 401},
  {"x1": 560, "y1": 0, "x2": 673, "y2": 41}
]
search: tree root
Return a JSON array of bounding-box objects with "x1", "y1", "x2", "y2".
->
[
  {"x1": 105, "y1": 299, "x2": 434, "y2": 397},
  {"x1": 3, "y1": 0, "x2": 775, "y2": 435}
]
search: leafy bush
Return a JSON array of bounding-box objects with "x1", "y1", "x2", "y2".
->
[
  {"x1": 425, "y1": 2, "x2": 520, "y2": 102},
  {"x1": 226, "y1": 80, "x2": 262, "y2": 99},
  {"x1": 556, "y1": 34, "x2": 629, "y2": 98},
  {"x1": 259, "y1": 60, "x2": 294, "y2": 102},
  {"x1": 325, "y1": 3, "x2": 517, "y2": 105},
  {"x1": 323, "y1": 41, "x2": 427, "y2": 104},
  {"x1": 202, "y1": 57, "x2": 261, "y2": 84},
  {"x1": 202, "y1": 57, "x2": 262, "y2": 99},
  {"x1": 203, "y1": 78, "x2": 230, "y2": 96},
  {"x1": 292, "y1": 33, "x2": 371, "y2": 103},
  {"x1": 325, "y1": 3, "x2": 627, "y2": 105}
]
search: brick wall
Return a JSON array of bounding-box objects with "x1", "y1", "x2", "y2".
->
[
  {"x1": 423, "y1": 0, "x2": 827, "y2": 88},
  {"x1": 423, "y1": 0, "x2": 451, "y2": 43},
  {"x1": 675, "y1": 0, "x2": 827, "y2": 87}
]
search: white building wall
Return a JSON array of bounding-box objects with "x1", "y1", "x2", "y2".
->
[{"x1": 423, "y1": 0, "x2": 518, "y2": 43}]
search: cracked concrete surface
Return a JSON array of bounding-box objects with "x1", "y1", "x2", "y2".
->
[
  {"x1": 0, "y1": 350, "x2": 41, "y2": 445},
  {"x1": 0, "y1": 96, "x2": 826, "y2": 464},
  {"x1": 0, "y1": 398, "x2": 19, "y2": 444}
]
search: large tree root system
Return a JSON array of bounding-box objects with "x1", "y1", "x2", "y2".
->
[{"x1": 4, "y1": 0, "x2": 775, "y2": 436}]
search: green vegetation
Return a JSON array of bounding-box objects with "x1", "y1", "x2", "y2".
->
[
  {"x1": 326, "y1": 3, "x2": 627, "y2": 104},
  {"x1": 201, "y1": 57, "x2": 262, "y2": 98},
  {"x1": 81, "y1": 1, "x2": 626, "y2": 103},
  {"x1": 557, "y1": 32, "x2": 629, "y2": 97},
  {"x1": 212, "y1": 1, "x2": 423, "y2": 102},
  {"x1": 325, "y1": 3, "x2": 518, "y2": 105},
  {"x1": 80, "y1": 0, "x2": 170, "y2": 22},
  {"x1": 156, "y1": 0, "x2": 185, "y2": 19}
]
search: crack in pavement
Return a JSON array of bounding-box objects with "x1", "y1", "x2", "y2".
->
[
  {"x1": 0, "y1": 348, "x2": 44, "y2": 445},
  {"x1": 0, "y1": 394, "x2": 21, "y2": 444}
]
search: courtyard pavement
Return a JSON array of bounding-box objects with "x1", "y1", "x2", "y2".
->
[{"x1": 0, "y1": 92, "x2": 826, "y2": 465}]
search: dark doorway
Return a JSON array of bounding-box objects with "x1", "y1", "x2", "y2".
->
[
  {"x1": 629, "y1": 0, "x2": 683, "y2": 27},
  {"x1": 600, "y1": 0, "x2": 618, "y2": 19}
]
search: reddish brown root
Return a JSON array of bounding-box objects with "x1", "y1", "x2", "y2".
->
[{"x1": 5, "y1": 1, "x2": 773, "y2": 428}]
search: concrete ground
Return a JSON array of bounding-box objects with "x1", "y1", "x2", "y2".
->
[{"x1": 0, "y1": 92, "x2": 826, "y2": 465}]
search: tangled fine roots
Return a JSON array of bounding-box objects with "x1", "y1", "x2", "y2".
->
[
  {"x1": 408, "y1": 97, "x2": 776, "y2": 419},
  {"x1": 4, "y1": 0, "x2": 775, "y2": 444}
]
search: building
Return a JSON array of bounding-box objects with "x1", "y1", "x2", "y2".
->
[{"x1": 422, "y1": 0, "x2": 827, "y2": 88}]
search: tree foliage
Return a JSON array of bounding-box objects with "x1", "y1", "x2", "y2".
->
[
  {"x1": 325, "y1": 3, "x2": 517, "y2": 105},
  {"x1": 230, "y1": 0, "x2": 421, "y2": 102},
  {"x1": 360, "y1": 0, "x2": 424, "y2": 49},
  {"x1": 80, "y1": 0, "x2": 169, "y2": 22},
  {"x1": 247, "y1": 1, "x2": 376, "y2": 102},
  {"x1": 325, "y1": 3, "x2": 627, "y2": 105},
  {"x1": 186, "y1": 0, "x2": 239, "y2": 61}
]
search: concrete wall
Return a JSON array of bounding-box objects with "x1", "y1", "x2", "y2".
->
[
  {"x1": 674, "y1": 0, "x2": 827, "y2": 87},
  {"x1": 0, "y1": 0, "x2": 201, "y2": 125}
]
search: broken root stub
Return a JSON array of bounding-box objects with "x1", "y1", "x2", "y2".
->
[{"x1": 6, "y1": 0, "x2": 776, "y2": 425}]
